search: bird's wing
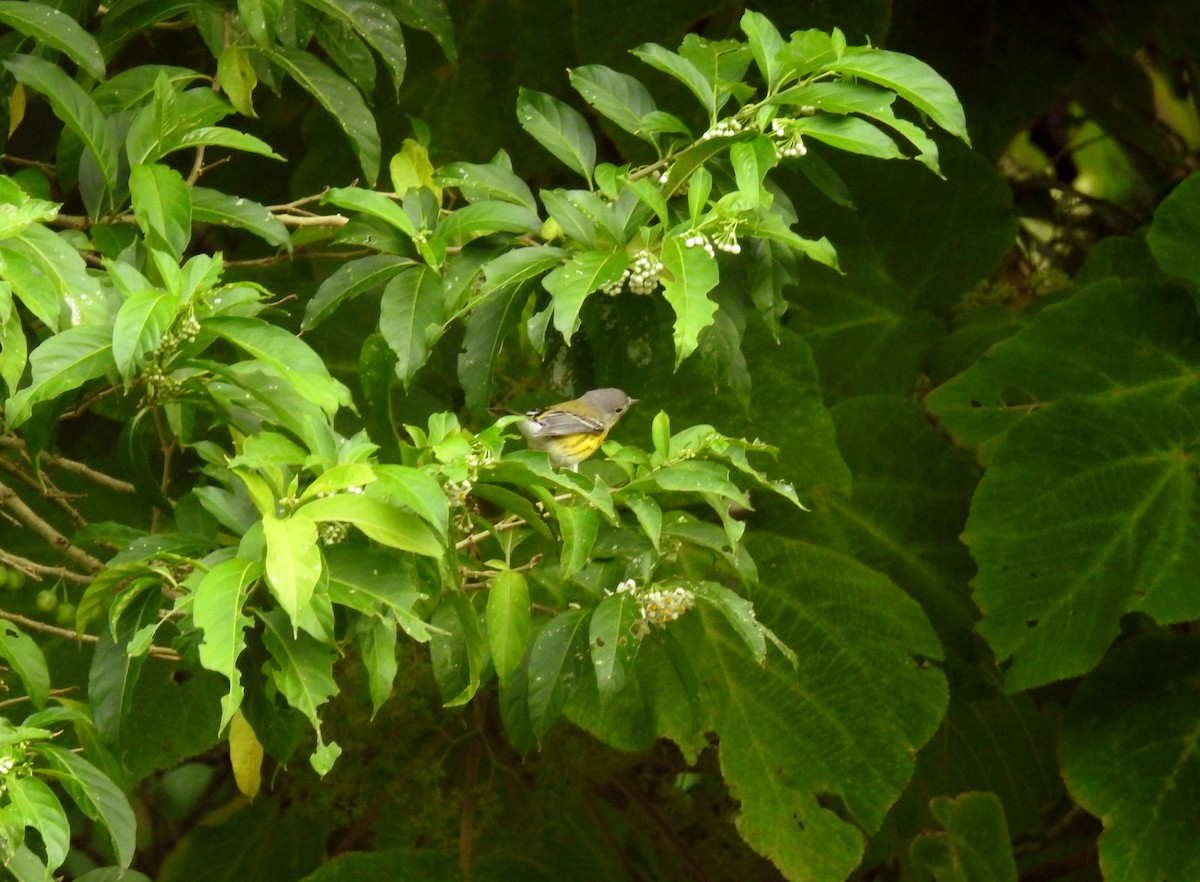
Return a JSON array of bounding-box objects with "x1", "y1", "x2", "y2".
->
[{"x1": 525, "y1": 409, "x2": 605, "y2": 436}]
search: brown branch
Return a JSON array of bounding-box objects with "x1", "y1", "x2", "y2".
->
[
  {"x1": 458, "y1": 734, "x2": 482, "y2": 879},
  {"x1": 276, "y1": 213, "x2": 348, "y2": 228},
  {"x1": 0, "y1": 479, "x2": 105, "y2": 573},
  {"x1": 0, "y1": 436, "x2": 137, "y2": 493},
  {"x1": 0, "y1": 550, "x2": 91, "y2": 585},
  {"x1": 0, "y1": 686, "x2": 78, "y2": 710},
  {"x1": 223, "y1": 249, "x2": 373, "y2": 270},
  {"x1": 0, "y1": 609, "x2": 180, "y2": 662},
  {"x1": 186, "y1": 144, "x2": 207, "y2": 186},
  {"x1": 0, "y1": 456, "x2": 86, "y2": 528}
]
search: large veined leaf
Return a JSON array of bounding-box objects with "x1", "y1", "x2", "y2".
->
[
  {"x1": 909, "y1": 792, "x2": 1018, "y2": 882},
  {"x1": 0, "y1": 621, "x2": 50, "y2": 709},
  {"x1": 299, "y1": 494, "x2": 444, "y2": 557},
  {"x1": 485, "y1": 570, "x2": 530, "y2": 689},
  {"x1": 964, "y1": 392, "x2": 1200, "y2": 691},
  {"x1": 689, "y1": 538, "x2": 947, "y2": 881},
  {"x1": 631, "y1": 43, "x2": 716, "y2": 119},
  {"x1": 459, "y1": 281, "x2": 531, "y2": 419},
  {"x1": 2, "y1": 224, "x2": 105, "y2": 331},
  {"x1": 568, "y1": 64, "x2": 663, "y2": 143},
  {"x1": 1060, "y1": 635, "x2": 1200, "y2": 881},
  {"x1": 6, "y1": 776, "x2": 70, "y2": 872},
  {"x1": 263, "y1": 48, "x2": 380, "y2": 184},
  {"x1": 1146, "y1": 169, "x2": 1200, "y2": 285},
  {"x1": 259, "y1": 610, "x2": 340, "y2": 772}
]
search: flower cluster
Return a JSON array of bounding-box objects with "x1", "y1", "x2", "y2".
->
[
  {"x1": 701, "y1": 117, "x2": 744, "y2": 141},
  {"x1": 682, "y1": 231, "x2": 716, "y2": 258},
  {"x1": 319, "y1": 521, "x2": 348, "y2": 545},
  {"x1": 770, "y1": 118, "x2": 807, "y2": 159},
  {"x1": 602, "y1": 250, "x2": 665, "y2": 296},
  {"x1": 444, "y1": 479, "x2": 472, "y2": 508},
  {"x1": 612, "y1": 578, "x2": 697, "y2": 634}
]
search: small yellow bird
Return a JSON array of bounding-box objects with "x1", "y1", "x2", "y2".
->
[{"x1": 518, "y1": 388, "x2": 637, "y2": 470}]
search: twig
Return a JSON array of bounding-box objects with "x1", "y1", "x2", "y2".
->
[
  {"x1": 0, "y1": 479, "x2": 105, "y2": 573},
  {"x1": 275, "y1": 213, "x2": 349, "y2": 228},
  {"x1": 0, "y1": 686, "x2": 78, "y2": 710},
  {"x1": 458, "y1": 733, "x2": 482, "y2": 879},
  {"x1": 0, "y1": 609, "x2": 180, "y2": 662},
  {"x1": 187, "y1": 144, "x2": 207, "y2": 186},
  {"x1": 0, "y1": 456, "x2": 86, "y2": 528},
  {"x1": 1, "y1": 155, "x2": 57, "y2": 176},
  {"x1": 0, "y1": 436, "x2": 137, "y2": 493},
  {"x1": 268, "y1": 192, "x2": 330, "y2": 212},
  {"x1": 223, "y1": 249, "x2": 373, "y2": 269},
  {"x1": 0, "y1": 550, "x2": 91, "y2": 585}
]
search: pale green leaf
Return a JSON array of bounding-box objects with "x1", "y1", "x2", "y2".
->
[
  {"x1": 486, "y1": 570, "x2": 530, "y2": 688},
  {"x1": 659, "y1": 234, "x2": 719, "y2": 366},
  {"x1": 516, "y1": 88, "x2": 596, "y2": 182},
  {"x1": 193, "y1": 557, "x2": 260, "y2": 731}
]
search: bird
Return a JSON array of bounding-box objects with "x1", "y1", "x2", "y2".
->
[{"x1": 517, "y1": 388, "x2": 637, "y2": 470}]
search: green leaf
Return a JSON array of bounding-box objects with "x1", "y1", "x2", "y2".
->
[
  {"x1": 435, "y1": 593, "x2": 486, "y2": 707},
  {"x1": 568, "y1": 65, "x2": 660, "y2": 142},
  {"x1": 217, "y1": 45, "x2": 258, "y2": 117},
  {"x1": 796, "y1": 114, "x2": 905, "y2": 160},
  {"x1": 392, "y1": 0, "x2": 456, "y2": 64},
  {"x1": 435, "y1": 200, "x2": 541, "y2": 246},
  {"x1": 3, "y1": 224, "x2": 104, "y2": 331},
  {"x1": 659, "y1": 234, "x2": 719, "y2": 366},
  {"x1": 263, "y1": 512, "x2": 322, "y2": 630},
  {"x1": 1147, "y1": 170, "x2": 1200, "y2": 285},
  {"x1": 263, "y1": 48, "x2": 380, "y2": 184},
  {"x1": 527, "y1": 608, "x2": 592, "y2": 742},
  {"x1": 486, "y1": 570, "x2": 530, "y2": 688},
  {"x1": 324, "y1": 545, "x2": 429, "y2": 640},
  {"x1": 173, "y1": 127, "x2": 283, "y2": 160},
  {"x1": 0, "y1": 2, "x2": 105, "y2": 80},
  {"x1": 516, "y1": 88, "x2": 596, "y2": 182},
  {"x1": 0, "y1": 621, "x2": 49, "y2": 709},
  {"x1": 354, "y1": 615, "x2": 398, "y2": 716},
  {"x1": 687, "y1": 538, "x2": 947, "y2": 880},
  {"x1": 129, "y1": 164, "x2": 192, "y2": 261},
  {"x1": 623, "y1": 492, "x2": 662, "y2": 551},
  {"x1": 379, "y1": 264, "x2": 444, "y2": 386},
  {"x1": 0, "y1": 194, "x2": 58, "y2": 242},
  {"x1": 302, "y1": 254, "x2": 414, "y2": 330},
  {"x1": 297, "y1": 0, "x2": 406, "y2": 93},
  {"x1": 204, "y1": 315, "x2": 349, "y2": 415},
  {"x1": 730, "y1": 137, "x2": 779, "y2": 208},
  {"x1": 690, "y1": 581, "x2": 766, "y2": 664},
  {"x1": 459, "y1": 281, "x2": 531, "y2": 420},
  {"x1": 588, "y1": 591, "x2": 642, "y2": 697},
  {"x1": 480, "y1": 246, "x2": 566, "y2": 295},
  {"x1": 89, "y1": 589, "x2": 162, "y2": 747},
  {"x1": 740, "y1": 10, "x2": 785, "y2": 91},
  {"x1": 322, "y1": 186, "x2": 416, "y2": 236},
  {"x1": 965, "y1": 393, "x2": 1200, "y2": 691},
  {"x1": 435, "y1": 157, "x2": 536, "y2": 212},
  {"x1": 1063, "y1": 635, "x2": 1200, "y2": 880},
  {"x1": 4, "y1": 325, "x2": 115, "y2": 429},
  {"x1": 7, "y1": 776, "x2": 69, "y2": 872},
  {"x1": 543, "y1": 249, "x2": 627, "y2": 343},
  {"x1": 37, "y1": 744, "x2": 136, "y2": 868},
  {"x1": 553, "y1": 502, "x2": 599, "y2": 580},
  {"x1": 632, "y1": 43, "x2": 715, "y2": 119},
  {"x1": 3, "y1": 55, "x2": 119, "y2": 209},
  {"x1": 190, "y1": 187, "x2": 291, "y2": 250},
  {"x1": 260, "y1": 610, "x2": 339, "y2": 764},
  {"x1": 824, "y1": 48, "x2": 969, "y2": 144},
  {"x1": 299, "y1": 494, "x2": 444, "y2": 557},
  {"x1": 369, "y1": 464, "x2": 450, "y2": 539},
  {"x1": 193, "y1": 557, "x2": 260, "y2": 731},
  {"x1": 111, "y1": 289, "x2": 180, "y2": 382},
  {"x1": 910, "y1": 792, "x2": 1018, "y2": 882}
]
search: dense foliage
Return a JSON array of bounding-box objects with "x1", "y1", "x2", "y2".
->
[{"x1": 0, "y1": 1, "x2": 1198, "y2": 881}]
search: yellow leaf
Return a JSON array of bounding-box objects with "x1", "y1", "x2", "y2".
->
[
  {"x1": 8, "y1": 84, "x2": 25, "y2": 138},
  {"x1": 229, "y1": 709, "x2": 263, "y2": 799},
  {"x1": 389, "y1": 139, "x2": 442, "y2": 204}
]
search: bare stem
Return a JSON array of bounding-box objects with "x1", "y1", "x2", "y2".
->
[
  {"x1": 0, "y1": 479, "x2": 105, "y2": 573},
  {"x1": 0, "y1": 550, "x2": 91, "y2": 585},
  {"x1": 0, "y1": 609, "x2": 180, "y2": 662},
  {"x1": 0, "y1": 436, "x2": 137, "y2": 493}
]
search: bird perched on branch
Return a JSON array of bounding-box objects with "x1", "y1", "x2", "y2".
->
[{"x1": 518, "y1": 388, "x2": 637, "y2": 470}]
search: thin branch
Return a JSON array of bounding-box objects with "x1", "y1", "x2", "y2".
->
[
  {"x1": 186, "y1": 144, "x2": 207, "y2": 186},
  {"x1": 0, "y1": 456, "x2": 87, "y2": 528},
  {"x1": 0, "y1": 609, "x2": 180, "y2": 662},
  {"x1": 0, "y1": 479, "x2": 105, "y2": 573},
  {"x1": 0, "y1": 436, "x2": 137, "y2": 493},
  {"x1": 223, "y1": 249, "x2": 373, "y2": 270},
  {"x1": 276, "y1": 212, "x2": 348, "y2": 228},
  {"x1": 0, "y1": 549, "x2": 91, "y2": 586},
  {"x1": 458, "y1": 734, "x2": 482, "y2": 879},
  {"x1": 0, "y1": 686, "x2": 78, "y2": 710}
]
